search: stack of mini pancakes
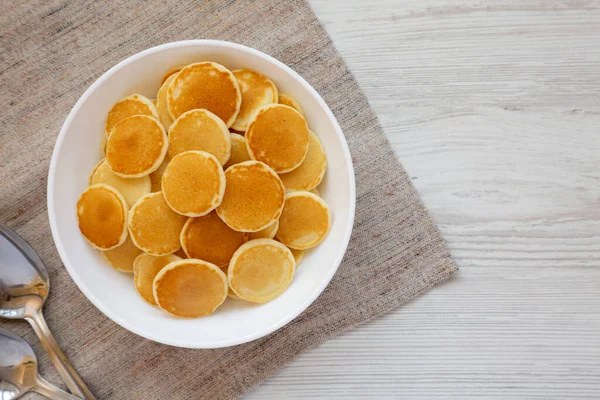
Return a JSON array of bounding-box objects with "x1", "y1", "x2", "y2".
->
[{"x1": 77, "y1": 62, "x2": 330, "y2": 318}]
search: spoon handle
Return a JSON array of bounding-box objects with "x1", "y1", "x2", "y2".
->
[
  {"x1": 33, "y1": 375, "x2": 82, "y2": 400},
  {"x1": 26, "y1": 309, "x2": 96, "y2": 400}
]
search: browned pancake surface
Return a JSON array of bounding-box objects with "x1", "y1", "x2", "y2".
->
[
  {"x1": 168, "y1": 109, "x2": 231, "y2": 165},
  {"x1": 106, "y1": 115, "x2": 167, "y2": 177},
  {"x1": 223, "y1": 133, "x2": 251, "y2": 169},
  {"x1": 279, "y1": 130, "x2": 327, "y2": 191},
  {"x1": 231, "y1": 69, "x2": 278, "y2": 131},
  {"x1": 103, "y1": 235, "x2": 143, "y2": 272},
  {"x1": 153, "y1": 259, "x2": 227, "y2": 318},
  {"x1": 167, "y1": 62, "x2": 241, "y2": 127},
  {"x1": 275, "y1": 191, "x2": 331, "y2": 250},
  {"x1": 228, "y1": 239, "x2": 295, "y2": 303},
  {"x1": 133, "y1": 253, "x2": 181, "y2": 305},
  {"x1": 77, "y1": 184, "x2": 128, "y2": 250},
  {"x1": 128, "y1": 192, "x2": 187, "y2": 255},
  {"x1": 246, "y1": 104, "x2": 309, "y2": 173},
  {"x1": 105, "y1": 94, "x2": 158, "y2": 136},
  {"x1": 162, "y1": 151, "x2": 225, "y2": 217},
  {"x1": 278, "y1": 93, "x2": 304, "y2": 115},
  {"x1": 216, "y1": 161, "x2": 285, "y2": 232},
  {"x1": 181, "y1": 212, "x2": 248, "y2": 267}
]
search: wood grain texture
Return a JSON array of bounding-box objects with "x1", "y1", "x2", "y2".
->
[{"x1": 248, "y1": 0, "x2": 600, "y2": 398}]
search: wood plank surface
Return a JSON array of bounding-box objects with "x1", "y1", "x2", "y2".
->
[{"x1": 248, "y1": 0, "x2": 600, "y2": 398}]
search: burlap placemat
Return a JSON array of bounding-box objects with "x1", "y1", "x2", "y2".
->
[{"x1": 0, "y1": 1, "x2": 458, "y2": 398}]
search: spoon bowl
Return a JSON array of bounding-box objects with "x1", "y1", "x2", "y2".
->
[
  {"x1": 0, "y1": 225, "x2": 95, "y2": 399},
  {"x1": 0, "y1": 226, "x2": 49, "y2": 320},
  {"x1": 0, "y1": 327, "x2": 79, "y2": 399}
]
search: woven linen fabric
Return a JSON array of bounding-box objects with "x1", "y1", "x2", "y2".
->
[{"x1": 0, "y1": 1, "x2": 458, "y2": 398}]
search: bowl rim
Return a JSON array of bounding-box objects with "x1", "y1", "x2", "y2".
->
[{"x1": 47, "y1": 39, "x2": 356, "y2": 348}]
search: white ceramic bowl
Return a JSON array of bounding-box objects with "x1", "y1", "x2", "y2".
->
[{"x1": 48, "y1": 40, "x2": 355, "y2": 348}]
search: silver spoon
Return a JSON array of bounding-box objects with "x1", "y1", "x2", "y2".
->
[
  {"x1": 0, "y1": 326, "x2": 80, "y2": 399},
  {"x1": 0, "y1": 225, "x2": 95, "y2": 399}
]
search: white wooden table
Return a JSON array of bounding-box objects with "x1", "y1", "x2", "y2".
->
[{"x1": 248, "y1": 1, "x2": 600, "y2": 398}]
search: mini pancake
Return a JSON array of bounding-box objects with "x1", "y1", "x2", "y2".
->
[
  {"x1": 151, "y1": 99, "x2": 157, "y2": 107},
  {"x1": 216, "y1": 161, "x2": 285, "y2": 232},
  {"x1": 167, "y1": 61, "x2": 241, "y2": 127},
  {"x1": 162, "y1": 151, "x2": 226, "y2": 217},
  {"x1": 105, "y1": 94, "x2": 159, "y2": 136},
  {"x1": 275, "y1": 191, "x2": 332, "y2": 250},
  {"x1": 223, "y1": 133, "x2": 251, "y2": 169},
  {"x1": 160, "y1": 66, "x2": 183, "y2": 86},
  {"x1": 133, "y1": 253, "x2": 181, "y2": 305},
  {"x1": 106, "y1": 115, "x2": 168, "y2": 178},
  {"x1": 180, "y1": 211, "x2": 248, "y2": 268},
  {"x1": 248, "y1": 220, "x2": 279, "y2": 240},
  {"x1": 278, "y1": 93, "x2": 304, "y2": 115},
  {"x1": 231, "y1": 69, "x2": 278, "y2": 132},
  {"x1": 153, "y1": 259, "x2": 227, "y2": 318},
  {"x1": 128, "y1": 192, "x2": 187, "y2": 255},
  {"x1": 77, "y1": 184, "x2": 128, "y2": 250},
  {"x1": 279, "y1": 130, "x2": 327, "y2": 191},
  {"x1": 168, "y1": 109, "x2": 231, "y2": 165},
  {"x1": 246, "y1": 104, "x2": 309, "y2": 173},
  {"x1": 290, "y1": 248, "x2": 305, "y2": 267},
  {"x1": 103, "y1": 235, "x2": 143, "y2": 273},
  {"x1": 90, "y1": 159, "x2": 151, "y2": 207},
  {"x1": 149, "y1": 157, "x2": 169, "y2": 192},
  {"x1": 156, "y1": 74, "x2": 176, "y2": 130},
  {"x1": 228, "y1": 239, "x2": 295, "y2": 304}
]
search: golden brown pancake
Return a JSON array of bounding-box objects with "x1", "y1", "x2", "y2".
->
[
  {"x1": 102, "y1": 235, "x2": 143, "y2": 273},
  {"x1": 106, "y1": 115, "x2": 168, "y2": 178},
  {"x1": 153, "y1": 259, "x2": 228, "y2": 318},
  {"x1": 168, "y1": 109, "x2": 231, "y2": 165},
  {"x1": 167, "y1": 62, "x2": 241, "y2": 127},
  {"x1": 160, "y1": 66, "x2": 183, "y2": 86},
  {"x1": 90, "y1": 159, "x2": 151, "y2": 207},
  {"x1": 161, "y1": 151, "x2": 226, "y2": 217},
  {"x1": 133, "y1": 253, "x2": 181, "y2": 305},
  {"x1": 151, "y1": 99, "x2": 157, "y2": 107},
  {"x1": 216, "y1": 161, "x2": 285, "y2": 232},
  {"x1": 77, "y1": 184, "x2": 128, "y2": 250},
  {"x1": 310, "y1": 187, "x2": 320, "y2": 196},
  {"x1": 105, "y1": 94, "x2": 158, "y2": 136},
  {"x1": 156, "y1": 74, "x2": 176, "y2": 130},
  {"x1": 246, "y1": 104, "x2": 309, "y2": 173},
  {"x1": 180, "y1": 211, "x2": 248, "y2": 268},
  {"x1": 228, "y1": 239, "x2": 295, "y2": 303},
  {"x1": 290, "y1": 247, "x2": 305, "y2": 267},
  {"x1": 223, "y1": 133, "x2": 251, "y2": 169},
  {"x1": 128, "y1": 192, "x2": 187, "y2": 255},
  {"x1": 231, "y1": 69, "x2": 278, "y2": 131},
  {"x1": 275, "y1": 191, "x2": 332, "y2": 250},
  {"x1": 278, "y1": 93, "x2": 304, "y2": 116},
  {"x1": 248, "y1": 220, "x2": 279, "y2": 240},
  {"x1": 279, "y1": 130, "x2": 327, "y2": 191}
]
